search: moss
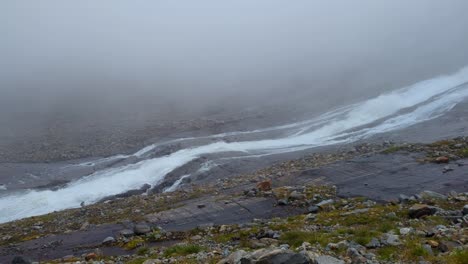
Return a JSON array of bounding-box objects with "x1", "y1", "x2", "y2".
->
[
  {"x1": 382, "y1": 146, "x2": 404, "y2": 154},
  {"x1": 377, "y1": 246, "x2": 398, "y2": 261},
  {"x1": 163, "y1": 244, "x2": 204, "y2": 257},
  {"x1": 126, "y1": 257, "x2": 147, "y2": 264},
  {"x1": 430, "y1": 140, "x2": 453, "y2": 147},
  {"x1": 280, "y1": 231, "x2": 335, "y2": 248},
  {"x1": 457, "y1": 148, "x2": 468, "y2": 158},
  {"x1": 123, "y1": 237, "x2": 146, "y2": 250},
  {"x1": 446, "y1": 249, "x2": 468, "y2": 264},
  {"x1": 137, "y1": 246, "x2": 150, "y2": 256}
]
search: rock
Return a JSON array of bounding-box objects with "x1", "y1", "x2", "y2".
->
[
  {"x1": 142, "y1": 260, "x2": 160, "y2": 264},
  {"x1": 134, "y1": 223, "x2": 151, "y2": 235},
  {"x1": 420, "y1": 190, "x2": 447, "y2": 200},
  {"x1": 277, "y1": 199, "x2": 289, "y2": 206},
  {"x1": 399, "y1": 227, "x2": 413, "y2": 236},
  {"x1": 217, "y1": 250, "x2": 251, "y2": 264},
  {"x1": 422, "y1": 244, "x2": 433, "y2": 255},
  {"x1": 381, "y1": 233, "x2": 401, "y2": 246},
  {"x1": 289, "y1": 191, "x2": 306, "y2": 200},
  {"x1": 219, "y1": 225, "x2": 230, "y2": 232},
  {"x1": 408, "y1": 204, "x2": 439, "y2": 218},
  {"x1": 435, "y1": 156, "x2": 449, "y2": 163},
  {"x1": 437, "y1": 241, "x2": 458, "y2": 252},
  {"x1": 11, "y1": 256, "x2": 31, "y2": 264},
  {"x1": 102, "y1": 236, "x2": 115, "y2": 245},
  {"x1": 327, "y1": 240, "x2": 348, "y2": 250},
  {"x1": 365, "y1": 238, "x2": 381, "y2": 248},
  {"x1": 197, "y1": 204, "x2": 206, "y2": 208},
  {"x1": 307, "y1": 205, "x2": 319, "y2": 214},
  {"x1": 443, "y1": 165, "x2": 454, "y2": 173},
  {"x1": 259, "y1": 238, "x2": 279, "y2": 246},
  {"x1": 317, "y1": 199, "x2": 334, "y2": 208},
  {"x1": 85, "y1": 253, "x2": 98, "y2": 261},
  {"x1": 256, "y1": 180, "x2": 272, "y2": 191},
  {"x1": 427, "y1": 240, "x2": 439, "y2": 248},
  {"x1": 398, "y1": 194, "x2": 410, "y2": 203},
  {"x1": 462, "y1": 204, "x2": 468, "y2": 215},
  {"x1": 346, "y1": 248, "x2": 367, "y2": 264},
  {"x1": 255, "y1": 249, "x2": 310, "y2": 264},
  {"x1": 313, "y1": 255, "x2": 345, "y2": 264},
  {"x1": 191, "y1": 235, "x2": 202, "y2": 241},
  {"x1": 119, "y1": 229, "x2": 135, "y2": 237},
  {"x1": 305, "y1": 213, "x2": 316, "y2": 221}
]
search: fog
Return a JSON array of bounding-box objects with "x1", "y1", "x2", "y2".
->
[{"x1": 1, "y1": 0, "x2": 468, "y2": 142}]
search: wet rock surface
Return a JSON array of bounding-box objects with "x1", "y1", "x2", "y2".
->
[{"x1": 0, "y1": 138, "x2": 467, "y2": 263}]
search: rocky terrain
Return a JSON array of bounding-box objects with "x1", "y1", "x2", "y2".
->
[{"x1": 0, "y1": 137, "x2": 467, "y2": 263}]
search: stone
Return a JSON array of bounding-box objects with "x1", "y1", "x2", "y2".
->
[
  {"x1": 255, "y1": 249, "x2": 310, "y2": 264},
  {"x1": 256, "y1": 181, "x2": 272, "y2": 191},
  {"x1": 305, "y1": 213, "x2": 316, "y2": 221},
  {"x1": 398, "y1": 194, "x2": 410, "y2": 203},
  {"x1": 217, "y1": 250, "x2": 251, "y2": 264},
  {"x1": 119, "y1": 229, "x2": 135, "y2": 237},
  {"x1": 313, "y1": 255, "x2": 345, "y2": 264},
  {"x1": 435, "y1": 156, "x2": 449, "y2": 163},
  {"x1": 346, "y1": 248, "x2": 367, "y2": 264},
  {"x1": 191, "y1": 235, "x2": 202, "y2": 241},
  {"x1": 317, "y1": 199, "x2": 334, "y2": 208},
  {"x1": 427, "y1": 240, "x2": 439, "y2": 248},
  {"x1": 219, "y1": 225, "x2": 230, "y2": 232},
  {"x1": 142, "y1": 260, "x2": 160, "y2": 264},
  {"x1": 289, "y1": 191, "x2": 306, "y2": 200},
  {"x1": 422, "y1": 244, "x2": 433, "y2": 255},
  {"x1": 102, "y1": 236, "x2": 115, "y2": 245},
  {"x1": 197, "y1": 204, "x2": 206, "y2": 208},
  {"x1": 134, "y1": 223, "x2": 151, "y2": 235},
  {"x1": 399, "y1": 227, "x2": 413, "y2": 236},
  {"x1": 420, "y1": 190, "x2": 447, "y2": 200},
  {"x1": 277, "y1": 199, "x2": 289, "y2": 206},
  {"x1": 443, "y1": 165, "x2": 454, "y2": 173},
  {"x1": 381, "y1": 233, "x2": 401, "y2": 246},
  {"x1": 408, "y1": 204, "x2": 439, "y2": 218},
  {"x1": 365, "y1": 238, "x2": 381, "y2": 248},
  {"x1": 462, "y1": 204, "x2": 468, "y2": 215},
  {"x1": 11, "y1": 256, "x2": 32, "y2": 264},
  {"x1": 307, "y1": 205, "x2": 319, "y2": 214},
  {"x1": 84, "y1": 253, "x2": 98, "y2": 261}
]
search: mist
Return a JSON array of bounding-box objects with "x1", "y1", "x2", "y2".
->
[{"x1": 1, "y1": 0, "x2": 468, "y2": 145}]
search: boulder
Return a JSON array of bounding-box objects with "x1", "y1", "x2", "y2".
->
[
  {"x1": 11, "y1": 256, "x2": 32, "y2": 264},
  {"x1": 102, "y1": 236, "x2": 115, "y2": 245},
  {"x1": 346, "y1": 248, "x2": 367, "y2": 264},
  {"x1": 289, "y1": 191, "x2": 306, "y2": 201},
  {"x1": 134, "y1": 223, "x2": 151, "y2": 235},
  {"x1": 255, "y1": 249, "x2": 311, "y2": 264},
  {"x1": 119, "y1": 229, "x2": 135, "y2": 237},
  {"x1": 313, "y1": 255, "x2": 345, "y2": 264},
  {"x1": 435, "y1": 156, "x2": 449, "y2": 163},
  {"x1": 365, "y1": 238, "x2": 381, "y2": 249},
  {"x1": 307, "y1": 206, "x2": 319, "y2": 214},
  {"x1": 317, "y1": 199, "x2": 334, "y2": 208},
  {"x1": 419, "y1": 190, "x2": 447, "y2": 200},
  {"x1": 462, "y1": 204, "x2": 468, "y2": 215},
  {"x1": 381, "y1": 233, "x2": 401, "y2": 246},
  {"x1": 257, "y1": 181, "x2": 272, "y2": 191},
  {"x1": 408, "y1": 204, "x2": 439, "y2": 218},
  {"x1": 277, "y1": 199, "x2": 288, "y2": 206}
]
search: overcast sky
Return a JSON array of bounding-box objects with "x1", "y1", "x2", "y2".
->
[{"x1": 1, "y1": 0, "x2": 468, "y2": 122}]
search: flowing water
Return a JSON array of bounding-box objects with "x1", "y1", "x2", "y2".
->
[{"x1": 1, "y1": 66, "x2": 468, "y2": 223}]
